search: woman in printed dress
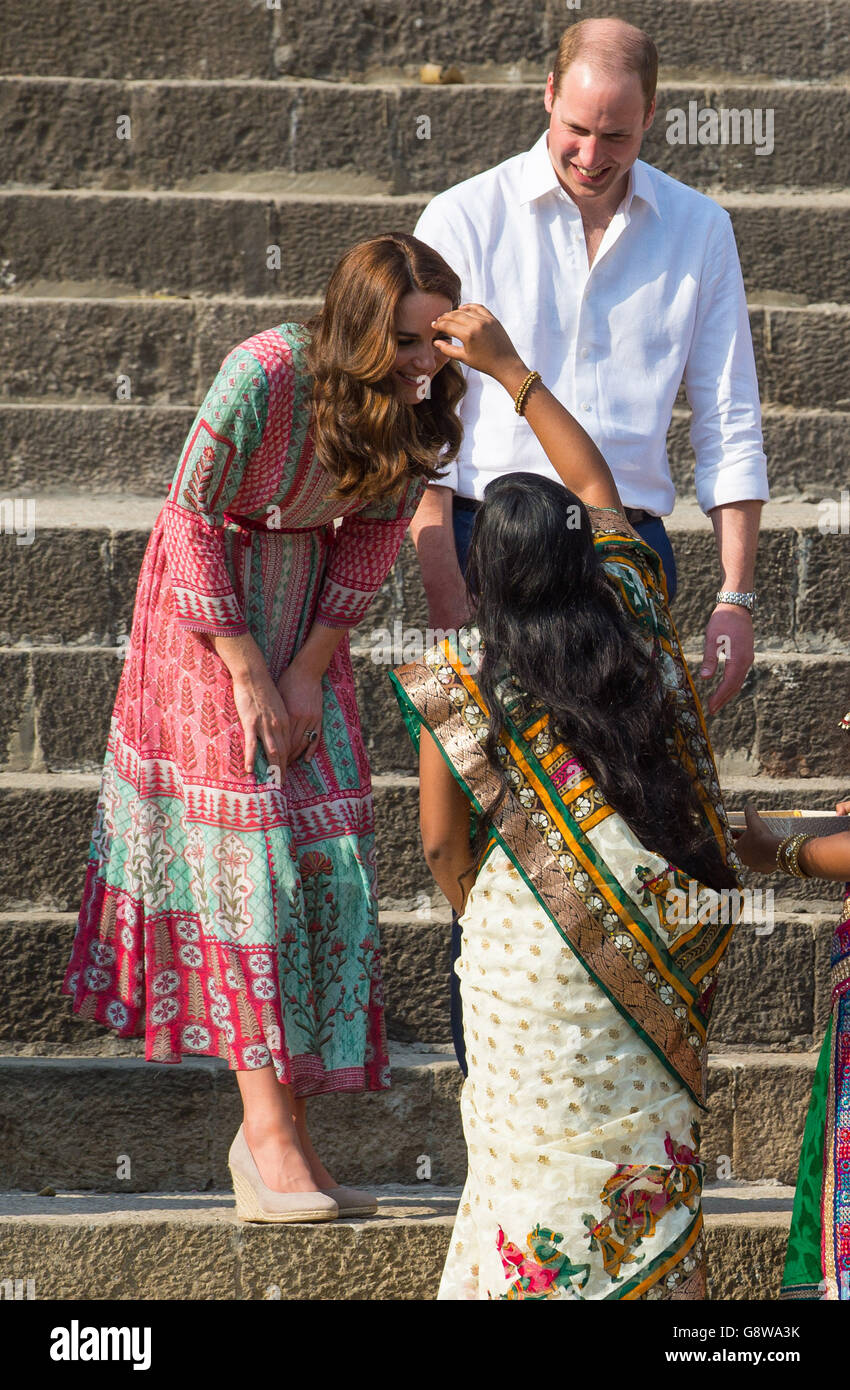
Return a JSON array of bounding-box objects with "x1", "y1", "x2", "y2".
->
[
  {"x1": 391, "y1": 306, "x2": 742, "y2": 1298},
  {"x1": 62, "y1": 233, "x2": 464, "y2": 1222}
]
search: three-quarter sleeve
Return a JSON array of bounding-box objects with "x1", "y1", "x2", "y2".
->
[
  {"x1": 162, "y1": 347, "x2": 269, "y2": 636},
  {"x1": 314, "y1": 475, "x2": 427, "y2": 631}
]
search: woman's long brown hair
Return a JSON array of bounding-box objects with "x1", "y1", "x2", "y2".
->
[{"x1": 304, "y1": 232, "x2": 466, "y2": 504}]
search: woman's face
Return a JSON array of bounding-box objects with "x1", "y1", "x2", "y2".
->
[{"x1": 391, "y1": 290, "x2": 453, "y2": 403}]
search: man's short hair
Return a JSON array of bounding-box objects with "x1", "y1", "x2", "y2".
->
[{"x1": 552, "y1": 18, "x2": 658, "y2": 116}]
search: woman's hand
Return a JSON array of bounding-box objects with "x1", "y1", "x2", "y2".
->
[
  {"x1": 277, "y1": 660, "x2": 324, "y2": 766},
  {"x1": 231, "y1": 670, "x2": 292, "y2": 785},
  {"x1": 732, "y1": 802, "x2": 781, "y2": 873},
  {"x1": 432, "y1": 304, "x2": 526, "y2": 387}
]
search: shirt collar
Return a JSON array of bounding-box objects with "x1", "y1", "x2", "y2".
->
[{"x1": 520, "y1": 132, "x2": 661, "y2": 220}]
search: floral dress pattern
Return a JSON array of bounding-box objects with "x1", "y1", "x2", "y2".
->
[{"x1": 63, "y1": 322, "x2": 426, "y2": 1095}]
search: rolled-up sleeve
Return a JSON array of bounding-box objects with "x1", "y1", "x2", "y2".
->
[
  {"x1": 685, "y1": 211, "x2": 770, "y2": 512},
  {"x1": 314, "y1": 476, "x2": 427, "y2": 631},
  {"x1": 162, "y1": 348, "x2": 268, "y2": 635}
]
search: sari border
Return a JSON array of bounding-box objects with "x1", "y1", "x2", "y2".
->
[
  {"x1": 389, "y1": 660, "x2": 707, "y2": 1106},
  {"x1": 616, "y1": 1209, "x2": 704, "y2": 1301}
]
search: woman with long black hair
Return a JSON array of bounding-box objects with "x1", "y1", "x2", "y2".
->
[{"x1": 391, "y1": 305, "x2": 741, "y2": 1299}]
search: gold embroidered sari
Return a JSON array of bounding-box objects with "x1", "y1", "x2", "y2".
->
[{"x1": 389, "y1": 509, "x2": 742, "y2": 1300}]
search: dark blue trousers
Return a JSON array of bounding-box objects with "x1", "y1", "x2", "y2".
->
[{"x1": 447, "y1": 498, "x2": 678, "y2": 1075}]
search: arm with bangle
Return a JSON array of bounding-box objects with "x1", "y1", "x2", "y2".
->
[
  {"x1": 735, "y1": 801, "x2": 850, "y2": 881},
  {"x1": 431, "y1": 304, "x2": 621, "y2": 510}
]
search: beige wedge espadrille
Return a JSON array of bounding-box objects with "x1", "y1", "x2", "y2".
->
[{"x1": 228, "y1": 1124, "x2": 339, "y2": 1223}]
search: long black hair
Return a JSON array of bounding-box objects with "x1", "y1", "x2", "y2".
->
[{"x1": 464, "y1": 474, "x2": 736, "y2": 891}]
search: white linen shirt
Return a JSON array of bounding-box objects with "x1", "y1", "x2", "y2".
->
[{"x1": 415, "y1": 130, "x2": 769, "y2": 516}]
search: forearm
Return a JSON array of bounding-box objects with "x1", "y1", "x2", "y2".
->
[
  {"x1": 210, "y1": 630, "x2": 271, "y2": 683},
  {"x1": 424, "y1": 844, "x2": 477, "y2": 915},
  {"x1": 494, "y1": 359, "x2": 621, "y2": 509},
  {"x1": 408, "y1": 483, "x2": 468, "y2": 622},
  {"x1": 293, "y1": 620, "x2": 347, "y2": 678},
  {"x1": 707, "y1": 499, "x2": 763, "y2": 590},
  {"x1": 797, "y1": 831, "x2": 850, "y2": 882}
]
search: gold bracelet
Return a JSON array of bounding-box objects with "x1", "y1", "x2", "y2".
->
[
  {"x1": 514, "y1": 370, "x2": 541, "y2": 416},
  {"x1": 775, "y1": 832, "x2": 812, "y2": 878}
]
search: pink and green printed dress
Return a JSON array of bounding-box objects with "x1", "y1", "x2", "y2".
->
[{"x1": 62, "y1": 322, "x2": 426, "y2": 1095}]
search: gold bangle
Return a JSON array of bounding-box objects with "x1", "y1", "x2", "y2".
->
[
  {"x1": 775, "y1": 832, "x2": 812, "y2": 878},
  {"x1": 514, "y1": 370, "x2": 541, "y2": 416}
]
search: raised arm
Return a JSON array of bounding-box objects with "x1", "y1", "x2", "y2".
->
[{"x1": 432, "y1": 304, "x2": 621, "y2": 511}]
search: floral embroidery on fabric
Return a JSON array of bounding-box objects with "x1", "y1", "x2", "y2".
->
[
  {"x1": 583, "y1": 1125, "x2": 702, "y2": 1284},
  {"x1": 496, "y1": 1225, "x2": 591, "y2": 1300}
]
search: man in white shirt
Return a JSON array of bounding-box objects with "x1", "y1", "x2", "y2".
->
[
  {"x1": 410, "y1": 16, "x2": 767, "y2": 696},
  {"x1": 407, "y1": 15, "x2": 768, "y2": 1072}
]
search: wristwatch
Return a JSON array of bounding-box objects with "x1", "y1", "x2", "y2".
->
[{"x1": 715, "y1": 590, "x2": 757, "y2": 614}]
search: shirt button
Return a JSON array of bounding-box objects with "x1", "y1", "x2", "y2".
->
[
  {"x1": 580, "y1": 347, "x2": 590, "y2": 359},
  {"x1": 581, "y1": 402, "x2": 592, "y2": 413}
]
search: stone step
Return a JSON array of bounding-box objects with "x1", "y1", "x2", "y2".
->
[
  {"x1": 2, "y1": 77, "x2": 845, "y2": 194},
  {"x1": 2, "y1": 189, "x2": 849, "y2": 301},
  {"x1": 1, "y1": 642, "x2": 847, "y2": 784},
  {"x1": 4, "y1": 769, "x2": 846, "y2": 914},
  {"x1": 1, "y1": 0, "x2": 847, "y2": 84},
  {"x1": 0, "y1": 898, "x2": 838, "y2": 1053},
  {"x1": 0, "y1": 1049, "x2": 821, "y2": 1189},
  {"x1": 1, "y1": 497, "x2": 848, "y2": 653},
  {"x1": 0, "y1": 1183, "x2": 794, "y2": 1300},
  {"x1": 3, "y1": 299, "x2": 848, "y2": 419},
  {"x1": 4, "y1": 400, "x2": 849, "y2": 504}
]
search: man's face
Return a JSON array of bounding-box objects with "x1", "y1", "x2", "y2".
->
[{"x1": 544, "y1": 60, "x2": 654, "y2": 210}]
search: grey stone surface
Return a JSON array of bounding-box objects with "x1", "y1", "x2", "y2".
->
[
  {"x1": 10, "y1": 79, "x2": 845, "y2": 194},
  {"x1": 0, "y1": 917, "x2": 109, "y2": 1046},
  {"x1": 4, "y1": 396, "x2": 848, "y2": 498},
  {"x1": 4, "y1": 191, "x2": 849, "y2": 300},
  {"x1": 709, "y1": 917, "x2": 817, "y2": 1049},
  {"x1": 269, "y1": 0, "x2": 850, "y2": 84},
  {"x1": 0, "y1": 0, "x2": 275, "y2": 81},
  {"x1": 4, "y1": 298, "x2": 848, "y2": 420},
  {"x1": 0, "y1": 652, "x2": 30, "y2": 770},
  {"x1": 0, "y1": 1050, "x2": 814, "y2": 1191},
  {"x1": 0, "y1": 193, "x2": 278, "y2": 298},
  {"x1": 4, "y1": 0, "x2": 849, "y2": 84},
  {"x1": 1, "y1": 404, "x2": 192, "y2": 493},
  {"x1": 30, "y1": 649, "x2": 122, "y2": 772},
  {"x1": 731, "y1": 1054, "x2": 819, "y2": 1186},
  {"x1": 0, "y1": 298, "x2": 197, "y2": 403},
  {"x1": 704, "y1": 1214, "x2": 790, "y2": 1301},
  {"x1": 669, "y1": 407, "x2": 850, "y2": 504},
  {"x1": 0, "y1": 1187, "x2": 791, "y2": 1299},
  {"x1": 759, "y1": 308, "x2": 850, "y2": 412},
  {"x1": 0, "y1": 904, "x2": 833, "y2": 1056},
  {"x1": 0, "y1": 780, "x2": 97, "y2": 911},
  {"x1": 379, "y1": 919, "x2": 454, "y2": 1042}
]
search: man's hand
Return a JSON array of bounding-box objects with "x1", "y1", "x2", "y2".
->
[{"x1": 698, "y1": 604, "x2": 754, "y2": 714}]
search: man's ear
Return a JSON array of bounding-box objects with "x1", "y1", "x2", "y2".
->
[
  {"x1": 544, "y1": 71, "x2": 555, "y2": 114},
  {"x1": 643, "y1": 96, "x2": 657, "y2": 131}
]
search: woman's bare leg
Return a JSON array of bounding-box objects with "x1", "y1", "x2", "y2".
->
[
  {"x1": 236, "y1": 1067, "x2": 320, "y2": 1192},
  {"x1": 291, "y1": 1097, "x2": 338, "y2": 1188}
]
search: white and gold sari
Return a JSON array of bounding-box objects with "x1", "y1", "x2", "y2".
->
[{"x1": 390, "y1": 511, "x2": 741, "y2": 1300}]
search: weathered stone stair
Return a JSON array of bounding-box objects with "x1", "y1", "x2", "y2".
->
[{"x1": 1, "y1": 0, "x2": 848, "y2": 1299}]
